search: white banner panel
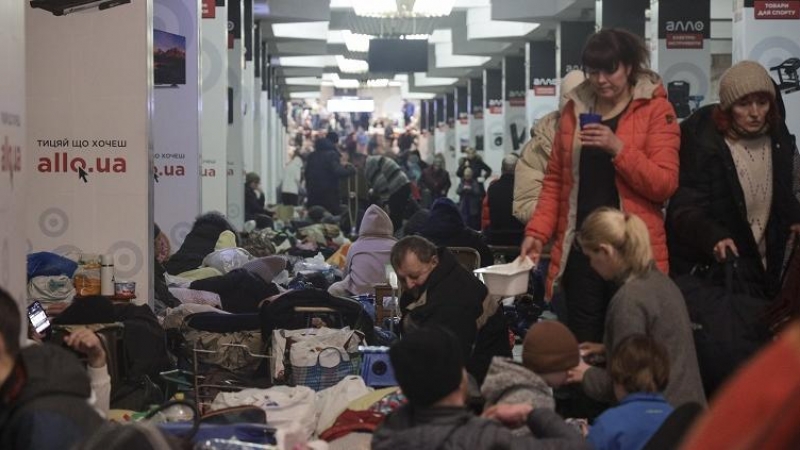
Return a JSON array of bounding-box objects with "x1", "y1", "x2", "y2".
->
[
  {"x1": 733, "y1": 0, "x2": 800, "y2": 138},
  {"x1": 242, "y1": 64, "x2": 254, "y2": 173},
  {"x1": 0, "y1": 0, "x2": 28, "y2": 318},
  {"x1": 26, "y1": 1, "x2": 153, "y2": 302},
  {"x1": 226, "y1": 0, "x2": 245, "y2": 229},
  {"x1": 153, "y1": 0, "x2": 202, "y2": 251},
  {"x1": 484, "y1": 108, "x2": 505, "y2": 174},
  {"x1": 201, "y1": 1, "x2": 228, "y2": 215},
  {"x1": 506, "y1": 104, "x2": 528, "y2": 153}
]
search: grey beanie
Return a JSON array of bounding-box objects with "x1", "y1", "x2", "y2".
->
[{"x1": 718, "y1": 61, "x2": 775, "y2": 110}]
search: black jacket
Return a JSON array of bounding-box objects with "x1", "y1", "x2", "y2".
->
[
  {"x1": 305, "y1": 138, "x2": 355, "y2": 215},
  {"x1": 372, "y1": 405, "x2": 588, "y2": 450},
  {"x1": 457, "y1": 157, "x2": 492, "y2": 180},
  {"x1": 190, "y1": 268, "x2": 280, "y2": 313},
  {"x1": 666, "y1": 104, "x2": 800, "y2": 295},
  {"x1": 486, "y1": 174, "x2": 525, "y2": 246},
  {"x1": 165, "y1": 213, "x2": 237, "y2": 275},
  {"x1": 399, "y1": 248, "x2": 510, "y2": 383},
  {"x1": 420, "y1": 199, "x2": 494, "y2": 268},
  {"x1": 244, "y1": 185, "x2": 268, "y2": 221},
  {"x1": 0, "y1": 345, "x2": 104, "y2": 450}
]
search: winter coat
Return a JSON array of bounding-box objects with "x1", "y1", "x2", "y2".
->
[
  {"x1": 484, "y1": 173, "x2": 525, "y2": 246},
  {"x1": 457, "y1": 156, "x2": 493, "y2": 180},
  {"x1": 666, "y1": 104, "x2": 800, "y2": 296},
  {"x1": 457, "y1": 179, "x2": 485, "y2": 229},
  {"x1": 399, "y1": 247, "x2": 510, "y2": 382},
  {"x1": 420, "y1": 166, "x2": 452, "y2": 200},
  {"x1": 281, "y1": 156, "x2": 303, "y2": 195},
  {"x1": 525, "y1": 71, "x2": 680, "y2": 300},
  {"x1": 480, "y1": 357, "x2": 555, "y2": 410},
  {"x1": 190, "y1": 268, "x2": 280, "y2": 313},
  {"x1": 328, "y1": 205, "x2": 396, "y2": 296},
  {"x1": 366, "y1": 155, "x2": 410, "y2": 203},
  {"x1": 587, "y1": 393, "x2": 673, "y2": 450},
  {"x1": 419, "y1": 198, "x2": 494, "y2": 268},
  {"x1": 305, "y1": 138, "x2": 355, "y2": 215},
  {"x1": 165, "y1": 213, "x2": 236, "y2": 275},
  {"x1": 244, "y1": 185, "x2": 268, "y2": 220},
  {"x1": 0, "y1": 345, "x2": 103, "y2": 450},
  {"x1": 514, "y1": 111, "x2": 560, "y2": 223},
  {"x1": 582, "y1": 266, "x2": 706, "y2": 408},
  {"x1": 372, "y1": 404, "x2": 588, "y2": 450}
]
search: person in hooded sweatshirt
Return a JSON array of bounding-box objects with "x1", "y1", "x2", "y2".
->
[
  {"x1": 419, "y1": 197, "x2": 493, "y2": 268},
  {"x1": 328, "y1": 204, "x2": 397, "y2": 297},
  {"x1": 372, "y1": 326, "x2": 588, "y2": 450}
]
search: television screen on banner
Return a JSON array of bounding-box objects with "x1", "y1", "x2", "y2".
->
[
  {"x1": 154, "y1": 29, "x2": 187, "y2": 86},
  {"x1": 327, "y1": 98, "x2": 375, "y2": 113},
  {"x1": 368, "y1": 39, "x2": 428, "y2": 73}
]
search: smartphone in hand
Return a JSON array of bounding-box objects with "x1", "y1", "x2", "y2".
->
[{"x1": 27, "y1": 300, "x2": 51, "y2": 337}]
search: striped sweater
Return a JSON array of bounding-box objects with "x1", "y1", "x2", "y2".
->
[{"x1": 365, "y1": 155, "x2": 410, "y2": 201}]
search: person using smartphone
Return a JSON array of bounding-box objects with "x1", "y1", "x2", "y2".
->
[{"x1": 0, "y1": 287, "x2": 106, "y2": 450}]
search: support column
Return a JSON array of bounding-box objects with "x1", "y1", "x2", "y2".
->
[
  {"x1": 454, "y1": 85, "x2": 470, "y2": 171},
  {"x1": 201, "y1": 0, "x2": 228, "y2": 215},
  {"x1": 153, "y1": 0, "x2": 202, "y2": 251},
  {"x1": 26, "y1": 0, "x2": 154, "y2": 302},
  {"x1": 484, "y1": 68, "x2": 505, "y2": 173},
  {"x1": 651, "y1": 0, "x2": 712, "y2": 121},
  {"x1": 0, "y1": 0, "x2": 27, "y2": 317},
  {"x1": 469, "y1": 77, "x2": 484, "y2": 153},
  {"x1": 526, "y1": 41, "x2": 559, "y2": 130},
  {"x1": 732, "y1": 0, "x2": 800, "y2": 137},
  {"x1": 227, "y1": 0, "x2": 245, "y2": 229},
  {"x1": 504, "y1": 55, "x2": 528, "y2": 153}
]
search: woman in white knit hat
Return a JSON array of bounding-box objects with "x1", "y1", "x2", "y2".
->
[{"x1": 667, "y1": 60, "x2": 800, "y2": 299}]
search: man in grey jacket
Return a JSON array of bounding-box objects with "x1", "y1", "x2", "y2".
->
[{"x1": 372, "y1": 326, "x2": 589, "y2": 450}]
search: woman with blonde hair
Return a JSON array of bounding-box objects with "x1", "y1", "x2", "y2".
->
[{"x1": 567, "y1": 207, "x2": 706, "y2": 408}]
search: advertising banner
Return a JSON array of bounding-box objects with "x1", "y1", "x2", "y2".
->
[
  {"x1": 153, "y1": 0, "x2": 202, "y2": 251},
  {"x1": 526, "y1": 41, "x2": 559, "y2": 131},
  {"x1": 484, "y1": 68, "x2": 504, "y2": 173},
  {"x1": 734, "y1": 0, "x2": 800, "y2": 137},
  {"x1": 0, "y1": 0, "x2": 28, "y2": 316},
  {"x1": 505, "y1": 55, "x2": 528, "y2": 152},
  {"x1": 598, "y1": 0, "x2": 649, "y2": 37},
  {"x1": 227, "y1": 0, "x2": 245, "y2": 229},
  {"x1": 651, "y1": 0, "x2": 712, "y2": 119},
  {"x1": 26, "y1": 1, "x2": 153, "y2": 301},
  {"x1": 469, "y1": 77, "x2": 485, "y2": 153},
  {"x1": 201, "y1": 0, "x2": 228, "y2": 215}
]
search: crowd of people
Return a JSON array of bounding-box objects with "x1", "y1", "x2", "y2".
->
[{"x1": 5, "y1": 26, "x2": 800, "y2": 450}]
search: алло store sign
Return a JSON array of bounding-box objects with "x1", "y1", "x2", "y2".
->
[{"x1": 659, "y1": 0, "x2": 711, "y2": 49}]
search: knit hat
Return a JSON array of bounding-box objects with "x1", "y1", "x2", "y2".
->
[
  {"x1": 245, "y1": 172, "x2": 260, "y2": 185},
  {"x1": 390, "y1": 326, "x2": 465, "y2": 406},
  {"x1": 522, "y1": 321, "x2": 580, "y2": 374},
  {"x1": 718, "y1": 61, "x2": 776, "y2": 110},
  {"x1": 242, "y1": 256, "x2": 287, "y2": 283}
]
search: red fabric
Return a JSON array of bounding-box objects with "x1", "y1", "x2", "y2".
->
[
  {"x1": 681, "y1": 322, "x2": 800, "y2": 449},
  {"x1": 319, "y1": 409, "x2": 386, "y2": 442},
  {"x1": 525, "y1": 81, "x2": 679, "y2": 299}
]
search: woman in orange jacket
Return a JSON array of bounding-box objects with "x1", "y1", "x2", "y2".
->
[{"x1": 520, "y1": 29, "x2": 680, "y2": 343}]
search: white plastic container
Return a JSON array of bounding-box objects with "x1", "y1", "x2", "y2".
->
[{"x1": 473, "y1": 257, "x2": 535, "y2": 297}]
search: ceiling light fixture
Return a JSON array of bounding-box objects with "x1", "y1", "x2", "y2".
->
[
  {"x1": 342, "y1": 30, "x2": 372, "y2": 53},
  {"x1": 366, "y1": 78, "x2": 390, "y2": 87},
  {"x1": 412, "y1": 0, "x2": 455, "y2": 17},
  {"x1": 352, "y1": 0, "x2": 455, "y2": 18},
  {"x1": 333, "y1": 78, "x2": 361, "y2": 89},
  {"x1": 336, "y1": 55, "x2": 369, "y2": 73}
]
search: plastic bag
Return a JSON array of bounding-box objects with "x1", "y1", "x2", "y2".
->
[
  {"x1": 27, "y1": 251, "x2": 79, "y2": 280},
  {"x1": 202, "y1": 248, "x2": 253, "y2": 274},
  {"x1": 28, "y1": 275, "x2": 76, "y2": 302},
  {"x1": 73, "y1": 253, "x2": 101, "y2": 296},
  {"x1": 294, "y1": 253, "x2": 331, "y2": 273}
]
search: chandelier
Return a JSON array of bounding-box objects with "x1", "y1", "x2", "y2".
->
[{"x1": 352, "y1": 0, "x2": 455, "y2": 18}]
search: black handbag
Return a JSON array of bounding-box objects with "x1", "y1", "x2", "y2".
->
[{"x1": 676, "y1": 255, "x2": 772, "y2": 398}]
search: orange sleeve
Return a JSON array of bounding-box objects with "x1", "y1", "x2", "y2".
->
[{"x1": 612, "y1": 97, "x2": 680, "y2": 203}]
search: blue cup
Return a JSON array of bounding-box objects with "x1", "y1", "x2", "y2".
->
[{"x1": 579, "y1": 113, "x2": 602, "y2": 129}]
